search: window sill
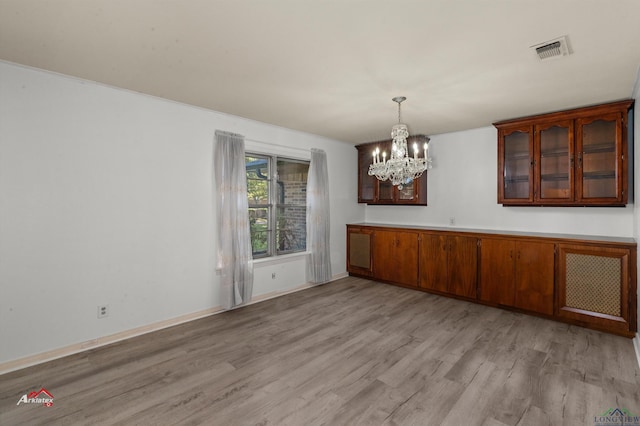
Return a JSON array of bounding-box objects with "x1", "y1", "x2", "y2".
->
[
  {"x1": 215, "y1": 252, "x2": 308, "y2": 275},
  {"x1": 253, "y1": 251, "x2": 309, "y2": 267}
]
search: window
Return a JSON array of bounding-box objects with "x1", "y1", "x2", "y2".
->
[{"x1": 246, "y1": 153, "x2": 309, "y2": 258}]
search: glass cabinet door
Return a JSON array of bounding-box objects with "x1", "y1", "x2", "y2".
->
[
  {"x1": 501, "y1": 127, "x2": 533, "y2": 202},
  {"x1": 396, "y1": 180, "x2": 416, "y2": 202},
  {"x1": 536, "y1": 121, "x2": 573, "y2": 202},
  {"x1": 377, "y1": 180, "x2": 394, "y2": 202},
  {"x1": 358, "y1": 148, "x2": 376, "y2": 203},
  {"x1": 576, "y1": 114, "x2": 622, "y2": 201}
]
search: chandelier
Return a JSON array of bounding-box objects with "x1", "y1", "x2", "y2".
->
[{"x1": 368, "y1": 96, "x2": 432, "y2": 189}]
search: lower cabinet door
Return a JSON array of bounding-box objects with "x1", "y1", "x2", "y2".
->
[
  {"x1": 480, "y1": 239, "x2": 555, "y2": 315},
  {"x1": 514, "y1": 241, "x2": 555, "y2": 315},
  {"x1": 447, "y1": 236, "x2": 478, "y2": 298},
  {"x1": 479, "y1": 238, "x2": 516, "y2": 306},
  {"x1": 419, "y1": 234, "x2": 448, "y2": 292},
  {"x1": 419, "y1": 234, "x2": 477, "y2": 297},
  {"x1": 374, "y1": 230, "x2": 419, "y2": 287}
]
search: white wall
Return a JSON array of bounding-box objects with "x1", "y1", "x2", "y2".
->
[
  {"x1": 366, "y1": 126, "x2": 635, "y2": 237},
  {"x1": 0, "y1": 61, "x2": 363, "y2": 364}
]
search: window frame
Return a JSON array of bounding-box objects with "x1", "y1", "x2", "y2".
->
[{"x1": 246, "y1": 152, "x2": 309, "y2": 259}]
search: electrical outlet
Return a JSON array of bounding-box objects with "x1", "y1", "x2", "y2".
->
[
  {"x1": 449, "y1": 217, "x2": 455, "y2": 226},
  {"x1": 272, "y1": 272, "x2": 276, "y2": 279},
  {"x1": 97, "y1": 305, "x2": 109, "y2": 319}
]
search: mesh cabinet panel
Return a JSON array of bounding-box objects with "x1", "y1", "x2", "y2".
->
[
  {"x1": 565, "y1": 253, "x2": 621, "y2": 316},
  {"x1": 349, "y1": 233, "x2": 371, "y2": 270}
]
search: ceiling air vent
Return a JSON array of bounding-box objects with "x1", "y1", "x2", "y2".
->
[{"x1": 531, "y1": 35, "x2": 571, "y2": 60}]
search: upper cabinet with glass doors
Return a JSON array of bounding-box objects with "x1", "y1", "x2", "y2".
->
[
  {"x1": 355, "y1": 136, "x2": 429, "y2": 205},
  {"x1": 495, "y1": 100, "x2": 633, "y2": 206}
]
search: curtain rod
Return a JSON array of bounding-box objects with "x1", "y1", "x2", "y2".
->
[{"x1": 245, "y1": 137, "x2": 310, "y2": 154}]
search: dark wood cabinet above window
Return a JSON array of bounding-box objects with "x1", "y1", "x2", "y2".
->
[
  {"x1": 494, "y1": 100, "x2": 633, "y2": 206},
  {"x1": 355, "y1": 136, "x2": 428, "y2": 205}
]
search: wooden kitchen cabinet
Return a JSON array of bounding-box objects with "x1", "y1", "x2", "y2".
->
[
  {"x1": 495, "y1": 100, "x2": 633, "y2": 206},
  {"x1": 355, "y1": 136, "x2": 428, "y2": 205},
  {"x1": 346, "y1": 224, "x2": 637, "y2": 337},
  {"x1": 419, "y1": 233, "x2": 477, "y2": 298},
  {"x1": 479, "y1": 238, "x2": 554, "y2": 315},
  {"x1": 373, "y1": 229, "x2": 419, "y2": 287}
]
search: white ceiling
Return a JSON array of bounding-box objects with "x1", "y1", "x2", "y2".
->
[{"x1": 1, "y1": 1, "x2": 639, "y2": 144}]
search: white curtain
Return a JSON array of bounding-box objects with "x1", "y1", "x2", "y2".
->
[
  {"x1": 214, "y1": 130, "x2": 253, "y2": 309},
  {"x1": 306, "y1": 148, "x2": 332, "y2": 284}
]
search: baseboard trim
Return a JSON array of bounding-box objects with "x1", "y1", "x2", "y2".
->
[
  {"x1": 0, "y1": 305, "x2": 225, "y2": 376},
  {"x1": 634, "y1": 333, "x2": 640, "y2": 369},
  {"x1": 0, "y1": 274, "x2": 346, "y2": 375}
]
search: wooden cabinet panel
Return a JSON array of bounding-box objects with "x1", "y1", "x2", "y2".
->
[
  {"x1": 495, "y1": 100, "x2": 632, "y2": 206},
  {"x1": 374, "y1": 230, "x2": 419, "y2": 287},
  {"x1": 420, "y1": 234, "x2": 477, "y2": 298},
  {"x1": 373, "y1": 230, "x2": 395, "y2": 283},
  {"x1": 419, "y1": 234, "x2": 448, "y2": 292},
  {"x1": 514, "y1": 241, "x2": 555, "y2": 315},
  {"x1": 448, "y1": 236, "x2": 478, "y2": 298},
  {"x1": 479, "y1": 238, "x2": 515, "y2": 306}
]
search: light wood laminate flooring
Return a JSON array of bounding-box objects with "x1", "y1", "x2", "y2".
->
[{"x1": 1, "y1": 277, "x2": 639, "y2": 425}]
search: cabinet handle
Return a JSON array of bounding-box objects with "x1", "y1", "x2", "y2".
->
[
  {"x1": 510, "y1": 250, "x2": 513, "y2": 259},
  {"x1": 578, "y1": 152, "x2": 582, "y2": 169}
]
